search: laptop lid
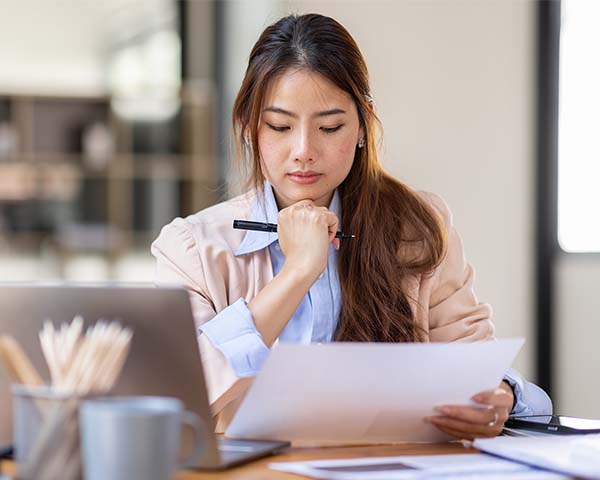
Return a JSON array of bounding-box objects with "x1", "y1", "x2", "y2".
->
[{"x1": 0, "y1": 284, "x2": 223, "y2": 468}]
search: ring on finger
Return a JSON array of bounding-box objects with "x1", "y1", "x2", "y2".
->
[{"x1": 487, "y1": 411, "x2": 499, "y2": 427}]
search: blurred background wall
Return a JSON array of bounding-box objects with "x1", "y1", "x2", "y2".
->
[{"x1": 0, "y1": 0, "x2": 598, "y2": 418}]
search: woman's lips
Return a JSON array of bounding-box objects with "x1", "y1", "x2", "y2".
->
[{"x1": 287, "y1": 172, "x2": 322, "y2": 185}]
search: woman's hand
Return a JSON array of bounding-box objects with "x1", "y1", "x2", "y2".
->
[
  {"x1": 426, "y1": 381, "x2": 515, "y2": 440},
  {"x1": 277, "y1": 200, "x2": 340, "y2": 282},
  {"x1": 247, "y1": 199, "x2": 339, "y2": 346}
]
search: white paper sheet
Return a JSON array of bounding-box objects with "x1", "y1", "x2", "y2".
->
[
  {"x1": 474, "y1": 434, "x2": 600, "y2": 479},
  {"x1": 226, "y1": 339, "x2": 524, "y2": 443},
  {"x1": 269, "y1": 454, "x2": 569, "y2": 479}
]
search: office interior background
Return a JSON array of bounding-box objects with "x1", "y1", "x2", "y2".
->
[{"x1": 0, "y1": 0, "x2": 597, "y2": 418}]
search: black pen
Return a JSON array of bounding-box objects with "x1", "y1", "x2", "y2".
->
[{"x1": 233, "y1": 220, "x2": 355, "y2": 239}]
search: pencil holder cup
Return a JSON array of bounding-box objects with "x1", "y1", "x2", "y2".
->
[{"x1": 12, "y1": 384, "x2": 86, "y2": 480}]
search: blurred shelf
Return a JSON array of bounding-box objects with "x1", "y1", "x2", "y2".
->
[
  {"x1": 0, "y1": 153, "x2": 215, "y2": 182},
  {"x1": 0, "y1": 86, "x2": 219, "y2": 257}
]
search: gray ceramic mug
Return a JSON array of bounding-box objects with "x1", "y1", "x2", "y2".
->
[{"x1": 79, "y1": 396, "x2": 205, "y2": 480}]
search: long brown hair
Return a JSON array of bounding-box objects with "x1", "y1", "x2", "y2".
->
[{"x1": 232, "y1": 14, "x2": 447, "y2": 342}]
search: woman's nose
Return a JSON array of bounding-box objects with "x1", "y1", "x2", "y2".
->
[{"x1": 292, "y1": 129, "x2": 317, "y2": 163}]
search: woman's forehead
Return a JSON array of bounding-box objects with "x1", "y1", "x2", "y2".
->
[{"x1": 262, "y1": 69, "x2": 355, "y2": 114}]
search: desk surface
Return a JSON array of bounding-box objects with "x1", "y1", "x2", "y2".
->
[
  {"x1": 1, "y1": 443, "x2": 478, "y2": 479},
  {"x1": 179, "y1": 442, "x2": 477, "y2": 479}
]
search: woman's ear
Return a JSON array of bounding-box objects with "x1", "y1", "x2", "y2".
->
[{"x1": 357, "y1": 126, "x2": 365, "y2": 148}]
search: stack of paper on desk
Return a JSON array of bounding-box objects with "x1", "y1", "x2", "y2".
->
[
  {"x1": 474, "y1": 434, "x2": 600, "y2": 479},
  {"x1": 226, "y1": 339, "x2": 524, "y2": 443},
  {"x1": 270, "y1": 454, "x2": 568, "y2": 479}
]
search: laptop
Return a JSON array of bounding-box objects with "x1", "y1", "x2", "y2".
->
[{"x1": 0, "y1": 284, "x2": 289, "y2": 470}]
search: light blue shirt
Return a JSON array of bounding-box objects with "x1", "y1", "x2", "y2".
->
[{"x1": 199, "y1": 182, "x2": 552, "y2": 416}]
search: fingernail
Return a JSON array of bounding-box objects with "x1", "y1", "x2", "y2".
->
[
  {"x1": 472, "y1": 394, "x2": 483, "y2": 402},
  {"x1": 435, "y1": 406, "x2": 450, "y2": 415}
]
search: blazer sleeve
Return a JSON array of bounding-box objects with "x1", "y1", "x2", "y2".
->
[
  {"x1": 425, "y1": 194, "x2": 495, "y2": 342},
  {"x1": 150, "y1": 219, "x2": 253, "y2": 418}
]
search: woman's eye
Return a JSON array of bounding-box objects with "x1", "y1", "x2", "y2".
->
[
  {"x1": 267, "y1": 123, "x2": 290, "y2": 132},
  {"x1": 321, "y1": 125, "x2": 344, "y2": 134}
]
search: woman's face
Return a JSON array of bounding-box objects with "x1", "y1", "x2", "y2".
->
[{"x1": 258, "y1": 69, "x2": 363, "y2": 209}]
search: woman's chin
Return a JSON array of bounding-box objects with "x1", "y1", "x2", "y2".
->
[{"x1": 285, "y1": 188, "x2": 334, "y2": 207}]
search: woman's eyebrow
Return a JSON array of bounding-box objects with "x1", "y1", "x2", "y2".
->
[
  {"x1": 316, "y1": 108, "x2": 346, "y2": 117},
  {"x1": 262, "y1": 106, "x2": 347, "y2": 118}
]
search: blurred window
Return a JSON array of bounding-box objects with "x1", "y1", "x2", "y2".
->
[
  {"x1": 558, "y1": 0, "x2": 600, "y2": 252},
  {"x1": 109, "y1": 28, "x2": 181, "y2": 122}
]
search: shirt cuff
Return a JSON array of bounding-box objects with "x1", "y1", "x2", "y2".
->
[
  {"x1": 199, "y1": 298, "x2": 270, "y2": 378},
  {"x1": 503, "y1": 367, "x2": 553, "y2": 416}
]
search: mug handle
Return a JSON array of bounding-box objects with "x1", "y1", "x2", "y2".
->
[{"x1": 178, "y1": 410, "x2": 207, "y2": 467}]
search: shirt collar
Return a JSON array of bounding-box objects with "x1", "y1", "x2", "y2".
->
[{"x1": 234, "y1": 181, "x2": 342, "y2": 256}]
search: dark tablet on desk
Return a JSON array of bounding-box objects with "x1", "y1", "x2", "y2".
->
[{"x1": 505, "y1": 415, "x2": 600, "y2": 435}]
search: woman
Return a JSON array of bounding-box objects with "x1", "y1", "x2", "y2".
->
[{"x1": 152, "y1": 13, "x2": 551, "y2": 439}]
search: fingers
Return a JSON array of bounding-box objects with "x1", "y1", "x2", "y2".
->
[
  {"x1": 285, "y1": 201, "x2": 340, "y2": 247},
  {"x1": 434, "y1": 405, "x2": 498, "y2": 425},
  {"x1": 472, "y1": 388, "x2": 514, "y2": 409},
  {"x1": 292, "y1": 200, "x2": 315, "y2": 209},
  {"x1": 427, "y1": 387, "x2": 514, "y2": 440},
  {"x1": 428, "y1": 417, "x2": 502, "y2": 440},
  {"x1": 323, "y1": 209, "x2": 340, "y2": 244},
  {"x1": 427, "y1": 410, "x2": 504, "y2": 439},
  {"x1": 277, "y1": 200, "x2": 342, "y2": 278}
]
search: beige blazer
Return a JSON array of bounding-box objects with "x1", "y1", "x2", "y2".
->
[{"x1": 151, "y1": 190, "x2": 494, "y2": 432}]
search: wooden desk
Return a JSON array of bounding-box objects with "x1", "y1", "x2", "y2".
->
[
  {"x1": 178, "y1": 443, "x2": 479, "y2": 480},
  {"x1": 1, "y1": 443, "x2": 478, "y2": 479}
]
